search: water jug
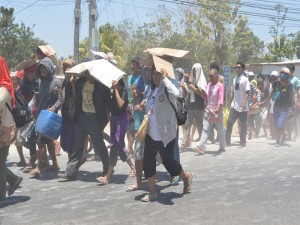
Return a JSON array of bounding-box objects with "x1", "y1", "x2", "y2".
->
[{"x1": 35, "y1": 110, "x2": 62, "y2": 140}]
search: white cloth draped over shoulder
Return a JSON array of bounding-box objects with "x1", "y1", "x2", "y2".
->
[{"x1": 189, "y1": 63, "x2": 207, "y2": 103}]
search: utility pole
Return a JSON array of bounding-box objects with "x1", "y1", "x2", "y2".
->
[
  {"x1": 74, "y1": 0, "x2": 81, "y2": 64},
  {"x1": 88, "y1": 0, "x2": 98, "y2": 59}
]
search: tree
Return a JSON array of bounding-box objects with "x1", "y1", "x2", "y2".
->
[
  {"x1": 293, "y1": 31, "x2": 300, "y2": 59},
  {"x1": 232, "y1": 16, "x2": 264, "y2": 63},
  {"x1": 264, "y1": 4, "x2": 294, "y2": 62},
  {"x1": 198, "y1": 0, "x2": 240, "y2": 66},
  {"x1": 180, "y1": 0, "x2": 240, "y2": 70},
  {"x1": 0, "y1": 7, "x2": 45, "y2": 69}
]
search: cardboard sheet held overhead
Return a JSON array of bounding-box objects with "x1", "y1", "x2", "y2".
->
[
  {"x1": 66, "y1": 59, "x2": 125, "y2": 89},
  {"x1": 152, "y1": 55, "x2": 175, "y2": 79},
  {"x1": 37, "y1": 45, "x2": 56, "y2": 57},
  {"x1": 145, "y1": 48, "x2": 194, "y2": 60}
]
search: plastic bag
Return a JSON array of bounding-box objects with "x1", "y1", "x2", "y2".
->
[
  {"x1": 260, "y1": 107, "x2": 268, "y2": 120},
  {"x1": 20, "y1": 120, "x2": 35, "y2": 141},
  {"x1": 28, "y1": 96, "x2": 37, "y2": 114}
]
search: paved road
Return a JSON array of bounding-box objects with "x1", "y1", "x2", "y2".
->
[{"x1": 1, "y1": 134, "x2": 300, "y2": 225}]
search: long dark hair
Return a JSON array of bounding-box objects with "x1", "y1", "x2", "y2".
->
[
  {"x1": 117, "y1": 78, "x2": 125, "y2": 88},
  {"x1": 151, "y1": 65, "x2": 160, "y2": 90}
]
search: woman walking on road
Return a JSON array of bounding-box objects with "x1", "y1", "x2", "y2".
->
[
  {"x1": 141, "y1": 66, "x2": 193, "y2": 202},
  {"x1": 97, "y1": 79, "x2": 135, "y2": 185}
]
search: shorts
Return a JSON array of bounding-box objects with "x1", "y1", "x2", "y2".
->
[
  {"x1": 133, "y1": 140, "x2": 144, "y2": 161},
  {"x1": 133, "y1": 110, "x2": 144, "y2": 131},
  {"x1": 273, "y1": 106, "x2": 288, "y2": 130},
  {"x1": 15, "y1": 126, "x2": 26, "y2": 147},
  {"x1": 37, "y1": 135, "x2": 53, "y2": 145}
]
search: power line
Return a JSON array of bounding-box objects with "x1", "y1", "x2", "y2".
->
[{"x1": 14, "y1": 0, "x2": 40, "y2": 15}]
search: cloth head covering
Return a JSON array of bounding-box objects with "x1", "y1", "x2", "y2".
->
[
  {"x1": 175, "y1": 68, "x2": 185, "y2": 75},
  {"x1": 16, "y1": 70, "x2": 24, "y2": 79},
  {"x1": 190, "y1": 63, "x2": 206, "y2": 89},
  {"x1": 175, "y1": 68, "x2": 185, "y2": 81},
  {"x1": 189, "y1": 63, "x2": 207, "y2": 102},
  {"x1": 0, "y1": 56, "x2": 15, "y2": 107}
]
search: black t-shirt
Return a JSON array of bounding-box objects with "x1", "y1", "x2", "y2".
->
[
  {"x1": 109, "y1": 87, "x2": 128, "y2": 116},
  {"x1": 187, "y1": 92, "x2": 206, "y2": 110},
  {"x1": 273, "y1": 81, "x2": 293, "y2": 108}
]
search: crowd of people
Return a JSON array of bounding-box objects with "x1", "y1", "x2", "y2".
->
[{"x1": 0, "y1": 48, "x2": 299, "y2": 203}]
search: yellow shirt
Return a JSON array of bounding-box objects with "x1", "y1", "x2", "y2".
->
[{"x1": 82, "y1": 82, "x2": 96, "y2": 113}]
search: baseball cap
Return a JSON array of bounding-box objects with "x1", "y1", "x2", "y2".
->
[
  {"x1": 248, "y1": 71, "x2": 255, "y2": 77},
  {"x1": 270, "y1": 71, "x2": 279, "y2": 77}
]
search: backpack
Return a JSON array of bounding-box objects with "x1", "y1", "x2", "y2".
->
[
  {"x1": 6, "y1": 89, "x2": 32, "y2": 128},
  {"x1": 165, "y1": 88, "x2": 188, "y2": 126}
]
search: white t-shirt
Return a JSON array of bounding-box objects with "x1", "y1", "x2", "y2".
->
[
  {"x1": 231, "y1": 75, "x2": 250, "y2": 111},
  {"x1": 146, "y1": 87, "x2": 161, "y2": 141}
]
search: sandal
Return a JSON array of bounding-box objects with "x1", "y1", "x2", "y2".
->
[
  {"x1": 179, "y1": 144, "x2": 186, "y2": 152},
  {"x1": 126, "y1": 184, "x2": 141, "y2": 192},
  {"x1": 96, "y1": 176, "x2": 109, "y2": 185},
  {"x1": 128, "y1": 169, "x2": 136, "y2": 178},
  {"x1": 183, "y1": 172, "x2": 193, "y2": 193},
  {"x1": 194, "y1": 146, "x2": 204, "y2": 155},
  {"x1": 141, "y1": 193, "x2": 158, "y2": 202},
  {"x1": 31, "y1": 170, "x2": 41, "y2": 178},
  {"x1": 45, "y1": 165, "x2": 60, "y2": 172},
  {"x1": 23, "y1": 166, "x2": 33, "y2": 173},
  {"x1": 170, "y1": 176, "x2": 179, "y2": 185},
  {"x1": 16, "y1": 161, "x2": 26, "y2": 167}
]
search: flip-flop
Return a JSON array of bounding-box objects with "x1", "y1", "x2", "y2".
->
[
  {"x1": 194, "y1": 146, "x2": 204, "y2": 155},
  {"x1": 128, "y1": 169, "x2": 136, "y2": 178},
  {"x1": 23, "y1": 166, "x2": 33, "y2": 173},
  {"x1": 183, "y1": 172, "x2": 193, "y2": 193},
  {"x1": 141, "y1": 193, "x2": 158, "y2": 202},
  {"x1": 126, "y1": 184, "x2": 141, "y2": 192},
  {"x1": 45, "y1": 165, "x2": 60, "y2": 172},
  {"x1": 31, "y1": 170, "x2": 41, "y2": 178},
  {"x1": 170, "y1": 176, "x2": 179, "y2": 185},
  {"x1": 96, "y1": 176, "x2": 109, "y2": 185},
  {"x1": 179, "y1": 144, "x2": 186, "y2": 152}
]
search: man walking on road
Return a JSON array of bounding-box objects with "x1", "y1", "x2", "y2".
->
[{"x1": 225, "y1": 62, "x2": 250, "y2": 147}]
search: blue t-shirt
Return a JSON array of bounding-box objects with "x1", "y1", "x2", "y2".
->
[{"x1": 127, "y1": 74, "x2": 144, "y2": 104}]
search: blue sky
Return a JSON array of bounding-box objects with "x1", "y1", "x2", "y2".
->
[{"x1": 2, "y1": 0, "x2": 300, "y2": 58}]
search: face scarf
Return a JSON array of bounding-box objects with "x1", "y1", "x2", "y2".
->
[{"x1": 0, "y1": 56, "x2": 15, "y2": 107}]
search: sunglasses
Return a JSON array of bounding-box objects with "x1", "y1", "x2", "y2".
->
[{"x1": 234, "y1": 66, "x2": 242, "y2": 70}]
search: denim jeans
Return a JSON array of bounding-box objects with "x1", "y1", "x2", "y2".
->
[
  {"x1": 197, "y1": 112, "x2": 225, "y2": 150},
  {"x1": 225, "y1": 108, "x2": 248, "y2": 145}
]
